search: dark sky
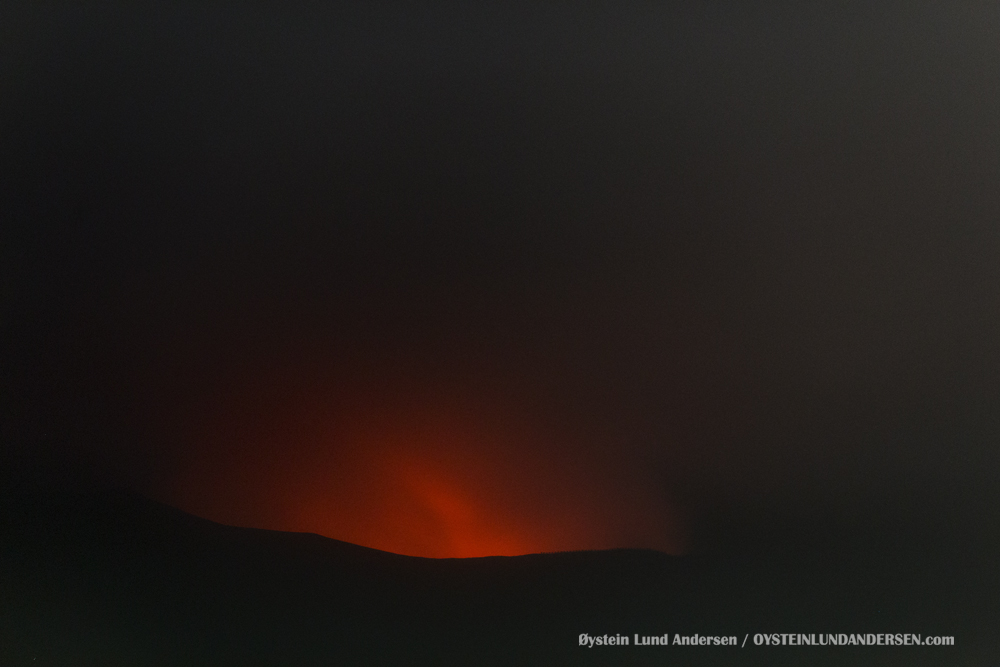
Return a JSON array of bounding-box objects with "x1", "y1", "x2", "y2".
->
[{"x1": 3, "y1": 1, "x2": 1000, "y2": 555}]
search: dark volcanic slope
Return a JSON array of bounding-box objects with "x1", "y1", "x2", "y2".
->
[{"x1": 1, "y1": 488, "x2": 996, "y2": 666}]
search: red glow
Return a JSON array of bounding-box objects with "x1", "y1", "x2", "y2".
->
[
  {"x1": 392, "y1": 454, "x2": 531, "y2": 557},
  {"x1": 166, "y1": 382, "x2": 685, "y2": 558},
  {"x1": 291, "y1": 445, "x2": 538, "y2": 558}
]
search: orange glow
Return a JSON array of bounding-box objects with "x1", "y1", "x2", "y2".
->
[{"x1": 166, "y1": 380, "x2": 685, "y2": 558}]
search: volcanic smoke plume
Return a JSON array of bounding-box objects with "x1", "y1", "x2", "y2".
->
[{"x1": 168, "y1": 379, "x2": 684, "y2": 558}]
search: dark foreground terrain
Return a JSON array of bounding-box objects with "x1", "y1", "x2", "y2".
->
[{"x1": 1, "y1": 486, "x2": 996, "y2": 666}]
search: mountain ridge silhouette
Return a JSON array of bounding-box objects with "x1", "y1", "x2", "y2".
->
[{"x1": 1, "y1": 481, "x2": 995, "y2": 665}]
